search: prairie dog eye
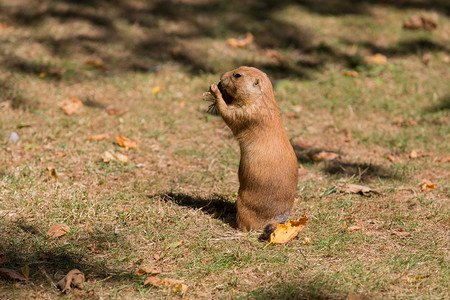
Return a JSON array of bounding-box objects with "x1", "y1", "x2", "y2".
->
[{"x1": 233, "y1": 73, "x2": 242, "y2": 79}]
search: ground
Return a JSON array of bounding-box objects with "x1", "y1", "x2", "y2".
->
[{"x1": 0, "y1": 0, "x2": 449, "y2": 299}]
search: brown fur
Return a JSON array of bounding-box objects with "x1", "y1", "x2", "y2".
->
[{"x1": 209, "y1": 66, "x2": 298, "y2": 232}]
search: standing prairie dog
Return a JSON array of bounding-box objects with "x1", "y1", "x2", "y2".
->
[{"x1": 209, "y1": 66, "x2": 298, "y2": 233}]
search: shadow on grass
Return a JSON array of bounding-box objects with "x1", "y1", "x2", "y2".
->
[
  {"x1": 425, "y1": 94, "x2": 450, "y2": 112},
  {"x1": 0, "y1": 219, "x2": 133, "y2": 287},
  {"x1": 246, "y1": 278, "x2": 345, "y2": 300},
  {"x1": 291, "y1": 141, "x2": 399, "y2": 182},
  {"x1": 160, "y1": 192, "x2": 237, "y2": 228}
]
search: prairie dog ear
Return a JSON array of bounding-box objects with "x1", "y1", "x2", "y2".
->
[{"x1": 254, "y1": 78, "x2": 260, "y2": 86}]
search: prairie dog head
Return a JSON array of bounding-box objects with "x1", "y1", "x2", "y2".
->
[{"x1": 210, "y1": 67, "x2": 280, "y2": 133}]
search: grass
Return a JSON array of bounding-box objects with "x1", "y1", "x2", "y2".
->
[{"x1": 0, "y1": 0, "x2": 449, "y2": 299}]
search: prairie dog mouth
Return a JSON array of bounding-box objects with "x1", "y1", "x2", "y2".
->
[{"x1": 218, "y1": 81, "x2": 234, "y2": 105}]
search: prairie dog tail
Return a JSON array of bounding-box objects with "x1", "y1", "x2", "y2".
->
[{"x1": 260, "y1": 221, "x2": 280, "y2": 240}]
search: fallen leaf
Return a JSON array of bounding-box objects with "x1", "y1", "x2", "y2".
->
[
  {"x1": 106, "y1": 106, "x2": 128, "y2": 115},
  {"x1": 284, "y1": 112, "x2": 298, "y2": 119},
  {"x1": 0, "y1": 268, "x2": 28, "y2": 281},
  {"x1": 347, "y1": 225, "x2": 362, "y2": 232},
  {"x1": 339, "y1": 183, "x2": 379, "y2": 196},
  {"x1": 152, "y1": 86, "x2": 161, "y2": 95},
  {"x1": 20, "y1": 265, "x2": 30, "y2": 280},
  {"x1": 261, "y1": 49, "x2": 283, "y2": 61},
  {"x1": 303, "y1": 237, "x2": 312, "y2": 244},
  {"x1": 420, "y1": 179, "x2": 435, "y2": 191},
  {"x1": 86, "y1": 58, "x2": 106, "y2": 69},
  {"x1": 344, "y1": 129, "x2": 352, "y2": 145},
  {"x1": 392, "y1": 117, "x2": 417, "y2": 127},
  {"x1": 47, "y1": 224, "x2": 70, "y2": 238},
  {"x1": 87, "y1": 134, "x2": 110, "y2": 141},
  {"x1": 154, "y1": 253, "x2": 161, "y2": 261},
  {"x1": 144, "y1": 276, "x2": 187, "y2": 294},
  {"x1": 270, "y1": 213, "x2": 309, "y2": 244},
  {"x1": 364, "y1": 53, "x2": 387, "y2": 65},
  {"x1": 403, "y1": 15, "x2": 437, "y2": 31},
  {"x1": 438, "y1": 156, "x2": 450, "y2": 162},
  {"x1": 201, "y1": 258, "x2": 213, "y2": 264},
  {"x1": 57, "y1": 269, "x2": 85, "y2": 293},
  {"x1": 102, "y1": 151, "x2": 115, "y2": 163},
  {"x1": 310, "y1": 151, "x2": 339, "y2": 162},
  {"x1": 387, "y1": 154, "x2": 399, "y2": 162},
  {"x1": 341, "y1": 70, "x2": 359, "y2": 77},
  {"x1": 56, "y1": 153, "x2": 67, "y2": 158},
  {"x1": 87, "y1": 244, "x2": 101, "y2": 253},
  {"x1": 403, "y1": 274, "x2": 428, "y2": 283},
  {"x1": 166, "y1": 241, "x2": 183, "y2": 250},
  {"x1": 410, "y1": 150, "x2": 433, "y2": 159},
  {"x1": 60, "y1": 96, "x2": 83, "y2": 115},
  {"x1": 136, "y1": 267, "x2": 161, "y2": 276},
  {"x1": 115, "y1": 136, "x2": 138, "y2": 150},
  {"x1": 227, "y1": 32, "x2": 254, "y2": 48},
  {"x1": 46, "y1": 166, "x2": 58, "y2": 180}
]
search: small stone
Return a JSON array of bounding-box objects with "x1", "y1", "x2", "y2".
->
[{"x1": 6, "y1": 132, "x2": 19, "y2": 143}]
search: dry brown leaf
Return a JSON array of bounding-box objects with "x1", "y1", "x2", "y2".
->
[
  {"x1": 387, "y1": 154, "x2": 399, "y2": 162},
  {"x1": 341, "y1": 70, "x2": 359, "y2": 77},
  {"x1": 46, "y1": 166, "x2": 58, "y2": 180},
  {"x1": 87, "y1": 244, "x2": 101, "y2": 253},
  {"x1": 284, "y1": 112, "x2": 298, "y2": 119},
  {"x1": 438, "y1": 156, "x2": 450, "y2": 162},
  {"x1": 106, "y1": 106, "x2": 128, "y2": 115},
  {"x1": 410, "y1": 150, "x2": 433, "y2": 159},
  {"x1": 101, "y1": 151, "x2": 129, "y2": 163},
  {"x1": 47, "y1": 224, "x2": 70, "y2": 238},
  {"x1": 403, "y1": 15, "x2": 437, "y2": 31},
  {"x1": 311, "y1": 151, "x2": 339, "y2": 162},
  {"x1": 136, "y1": 267, "x2": 161, "y2": 276},
  {"x1": 87, "y1": 134, "x2": 110, "y2": 141},
  {"x1": 57, "y1": 269, "x2": 85, "y2": 293},
  {"x1": 115, "y1": 136, "x2": 138, "y2": 150},
  {"x1": 392, "y1": 117, "x2": 417, "y2": 127},
  {"x1": 86, "y1": 58, "x2": 106, "y2": 69},
  {"x1": 20, "y1": 265, "x2": 30, "y2": 279},
  {"x1": 144, "y1": 276, "x2": 187, "y2": 293},
  {"x1": 201, "y1": 258, "x2": 213, "y2": 264},
  {"x1": 270, "y1": 213, "x2": 309, "y2": 244},
  {"x1": 60, "y1": 96, "x2": 83, "y2": 115},
  {"x1": 0, "y1": 267, "x2": 28, "y2": 281},
  {"x1": 347, "y1": 225, "x2": 362, "y2": 232},
  {"x1": 56, "y1": 153, "x2": 67, "y2": 158},
  {"x1": 154, "y1": 253, "x2": 161, "y2": 261},
  {"x1": 340, "y1": 183, "x2": 379, "y2": 196},
  {"x1": 227, "y1": 32, "x2": 254, "y2": 48},
  {"x1": 403, "y1": 274, "x2": 428, "y2": 283},
  {"x1": 261, "y1": 49, "x2": 284, "y2": 61},
  {"x1": 344, "y1": 129, "x2": 352, "y2": 145},
  {"x1": 152, "y1": 86, "x2": 161, "y2": 95},
  {"x1": 364, "y1": 53, "x2": 387, "y2": 65},
  {"x1": 420, "y1": 179, "x2": 435, "y2": 191}
]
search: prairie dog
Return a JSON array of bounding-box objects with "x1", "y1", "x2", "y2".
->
[{"x1": 209, "y1": 66, "x2": 298, "y2": 232}]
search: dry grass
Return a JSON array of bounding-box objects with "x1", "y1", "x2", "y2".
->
[{"x1": 1, "y1": 0, "x2": 449, "y2": 299}]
